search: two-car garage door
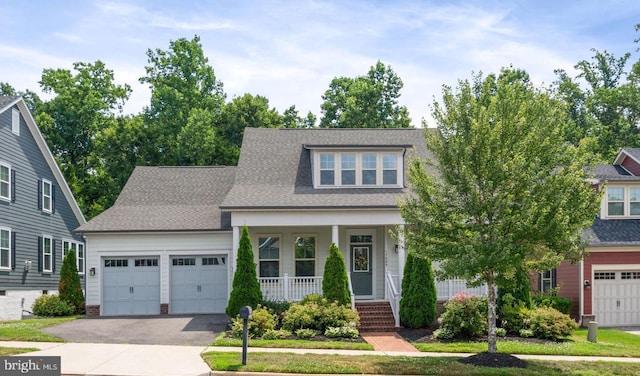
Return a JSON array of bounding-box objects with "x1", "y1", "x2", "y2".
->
[
  {"x1": 593, "y1": 270, "x2": 640, "y2": 326},
  {"x1": 102, "y1": 255, "x2": 228, "y2": 316}
]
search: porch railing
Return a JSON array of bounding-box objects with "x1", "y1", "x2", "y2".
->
[
  {"x1": 259, "y1": 274, "x2": 323, "y2": 302},
  {"x1": 385, "y1": 272, "x2": 401, "y2": 327},
  {"x1": 388, "y1": 275, "x2": 488, "y2": 301}
]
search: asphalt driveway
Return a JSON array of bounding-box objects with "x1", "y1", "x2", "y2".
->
[{"x1": 41, "y1": 314, "x2": 229, "y2": 346}]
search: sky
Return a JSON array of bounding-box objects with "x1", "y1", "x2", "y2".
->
[{"x1": 1, "y1": 0, "x2": 639, "y2": 127}]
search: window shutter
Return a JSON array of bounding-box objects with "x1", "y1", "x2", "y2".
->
[
  {"x1": 37, "y1": 179, "x2": 42, "y2": 210},
  {"x1": 11, "y1": 170, "x2": 16, "y2": 202},
  {"x1": 537, "y1": 272, "x2": 542, "y2": 292},
  {"x1": 11, "y1": 232, "x2": 16, "y2": 271},
  {"x1": 51, "y1": 185, "x2": 56, "y2": 214},
  {"x1": 38, "y1": 236, "x2": 43, "y2": 272},
  {"x1": 551, "y1": 268, "x2": 557, "y2": 289},
  {"x1": 52, "y1": 240, "x2": 56, "y2": 273}
]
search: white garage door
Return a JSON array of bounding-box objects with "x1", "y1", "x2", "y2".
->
[
  {"x1": 593, "y1": 270, "x2": 640, "y2": 326},
  {"x1": 170, "y1": 256, "x2": 228, "y2": 314},
  {"x1": 102, "y1": 258, "x2": 160, "y2": 315}
]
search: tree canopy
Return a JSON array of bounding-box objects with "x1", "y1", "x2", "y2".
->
[
  {"x1": 400, "y1": 69, "x2": 601, "y2": 353},
  {"x1": 320, "y1": 61, "x2": 411, "y2": 128}
]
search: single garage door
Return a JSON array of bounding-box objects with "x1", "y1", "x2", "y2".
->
[
  {"x1": 102, "y1": 257, "x2": 160, "y2": 315},
  {"x1": 593, "y1": 270, "x2": 640, "y2": 326},
  {"x1": 170, "y1": 256, "x2": 228, "y2": 314}
]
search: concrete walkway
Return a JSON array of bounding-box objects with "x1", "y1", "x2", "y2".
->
[{"x1": 4, "y1": 340, "x2": 640, "y2": 376}]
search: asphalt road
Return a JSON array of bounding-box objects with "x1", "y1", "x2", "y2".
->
[{"x1": 41, "y1": 314, "x2": 229, "y2": 346}]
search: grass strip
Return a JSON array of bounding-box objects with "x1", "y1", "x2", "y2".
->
[{"x1": 0, "y1": 316, "x2": 79, "y2": 342}]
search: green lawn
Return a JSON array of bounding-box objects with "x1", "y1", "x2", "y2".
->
[
  {"x1": 0, "y1": 316, "x2": 78, "y2": 342},
  {"x1": 412, "y1": 329, "x2": 640, "y2": 358},
  {"x1": 202, "y1": 351, "x2": 640, "y2": 375}
]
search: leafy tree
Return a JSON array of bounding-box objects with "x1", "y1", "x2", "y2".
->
[
  {"x1": 139, "y1": 35, "x2": 225, "y2": 165},
  {"x1": 322, "y1": 243, "x2": 351, "y2": 306},
  {"x1": 400, "y1": 69, "x2": 601, "y2": 353},
  {"x1": 227, "y1": 226, "x2": 262, "y2": 317},
  {"x1": 37, "y1": 61, "x2": 131, "y2": 218},
  {"x1": 283, "y1": 105, "x2": 316, "y2": 128},
  {"x1": 399, "y1": 251, "x2": 437, "y2": 328},
  {"x1": 320, "y1": 61, "x2": 411, "y2": 128},
  {"x1": 58, "y1": 250, "x2": 84, "y2": 314},
  {"x1": 0, "y1": 83, "x2": 44, "y2": 114}
]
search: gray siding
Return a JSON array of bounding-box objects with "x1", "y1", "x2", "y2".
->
[{"x1": 0, "y1": 104, "x2": 84, "y2": 291}]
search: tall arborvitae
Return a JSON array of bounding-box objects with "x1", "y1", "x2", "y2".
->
[
  {"x1": 322, "y1": 243, "x2": 351, "y2": 306},
  {"x1": 226, "y1": 226, "x2": 263, "y2": 316},
  {"x1": 399, "y1": 251, "x2": 437, "y2": 328},
  {"x1": 58, "y1": 250, "x2": 84, "y2": 314}
]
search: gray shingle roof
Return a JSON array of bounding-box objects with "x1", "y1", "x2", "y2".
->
[
  {"x1": 585, "y1": 217, "x2": 640, "y2": 246},
  {"x1": 220, "y1": 127, "x2": 433, "y2": 209},
  {"x1": 76, "y1": 166, "x2": 235, "y2": 233},
  {"x1": 592, "y1": 164, "x2": 639, "y2": 181},
  {"x1": 0, "y1": 96, "x2": 19, "y2": 110},
  {"x1": 621, "y1": 148, "x2": 640, "y2": 161}
]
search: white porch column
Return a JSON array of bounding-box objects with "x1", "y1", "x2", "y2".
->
[
  {"x1": 331, "y1": 225, "x2": 339, "y2": 249},
  {"x1": 397, "y1": 225, "x2": 406, "y2": 286},
  {"x1": 232, "y1": 226, "x2": 240, "y2": 275}
]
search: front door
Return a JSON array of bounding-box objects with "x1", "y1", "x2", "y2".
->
[{"x1": 351, "y1": 244, "x2": 372, "y2": 297}]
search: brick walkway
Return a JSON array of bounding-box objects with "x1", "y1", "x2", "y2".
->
[{"x1": 360, "y1": 332, "x2": 420, "y2": 352}]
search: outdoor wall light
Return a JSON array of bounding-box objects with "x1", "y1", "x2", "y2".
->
[
  {"x1": 89, "y1": 267, "x2": 96, "y2": 276},
  {"x1": 394, "y1": 244, "x2": 398, "y2": 254},
  {"x1": 584, "y1": 279, "x2": 590, "y2": 289},
  {"x1": 23, "y1": 259, "x2": 32, "y2": 272}
]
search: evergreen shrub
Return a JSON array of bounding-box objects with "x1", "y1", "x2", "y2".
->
[{"x1": 226, "y1": 226, "x2": 263, "y2": 316}]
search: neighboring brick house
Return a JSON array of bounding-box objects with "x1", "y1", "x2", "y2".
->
[
  {"x1": 0, "y1": 97, "x2": 86, "y2": 320},
  {"x1": 539, "y1": 148, "x2": 640, "y2": 327}
]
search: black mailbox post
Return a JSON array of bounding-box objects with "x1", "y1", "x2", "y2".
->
[{"x1": 239, "y1": 306, "x2": 252, "y2": 365}]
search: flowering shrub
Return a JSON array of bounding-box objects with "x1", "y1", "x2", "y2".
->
[
  {"x1": 438, "y1": 292, "x2": 488, "y2": 338},
  {"x1": 230, "y1": 304, "x2": 277, "y2": 338},
  {"x1": 325, "y1": 326, "x2": 359, "y2": 339}
]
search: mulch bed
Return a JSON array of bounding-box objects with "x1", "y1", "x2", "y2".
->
[{"x1": 459, "y1": 352, "x2": 528, "y2": 368}]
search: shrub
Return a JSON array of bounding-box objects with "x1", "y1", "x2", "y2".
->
[
  {"x1": 519, "y1": 329, "x2": 534, "y2": 338},
  {"x1": 438, "y1": 292, "x2": 488, "y2": 338},
  {"x1": 295, "y1": 328, "x2": 318, "y2": 339},
  {"x1": 325, "y1": 326, "x2": 359, "y2": 339},
  {"x1": 230, "y1": 305, "x2": 277, "y2": 338},
  {"x1": 495, "y1": 328, "x2": 507, "y2": 337},
  {"x1": 226, "y1": 226, "x2": 262, "y2": 317},
  {"x1": 282, "y1": 295, "x2": 359, "y2": 333},
  {"x1": 399, "y1": 251, "x2": 437, "y2": 328},
  {"x1": 322, "y1": 243, "x2": 351, "y2": 306},
  {"x1": 58, "y1": 250, "x2": 84, "y2": 314},
  {"x1": 528, "y1": 306, "x2": 578, "y2": 340},
  {"x1": 432, "y1": 328, "x2": 454, "y2": 339},
  {"x1": 32, "y1": 294, "x2": 75, "y2": 317},
  {"x1": 260, "y1": 300, "x2": 291, "y2": 317},
  {"x1": 532, "y1": 292, "x2": 572, "y2": 315},
  {"x1": 498, "y1": 295, "x2": 531, "y2": 334},
  {"x1": 262, "y1": 329, "x2": 292, "y2": 340}
]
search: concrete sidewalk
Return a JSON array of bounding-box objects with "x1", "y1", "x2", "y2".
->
[{"x1": 3, "y1": 341, "x2": 640, "y2": 376}]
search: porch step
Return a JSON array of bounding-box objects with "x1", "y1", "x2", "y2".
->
[{"x1": 355, "y1": 301, "x2": 397, "y2": 332}]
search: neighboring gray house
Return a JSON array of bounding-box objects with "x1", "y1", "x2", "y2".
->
[
  {"x1": 79, "y1": 128, "x2": 486, "y2": 327},
  {"x1": 0, "y1": 97, "x2": 86, "y2": 320}
]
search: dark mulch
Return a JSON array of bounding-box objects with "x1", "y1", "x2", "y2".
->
[
  {"x1": 398, "y1": 327, "x2": 555, "y2": 345},
  {"x1": 459, "y1": 352, "x2": 528, "y2": 368}
]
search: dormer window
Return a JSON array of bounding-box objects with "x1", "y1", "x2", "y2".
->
[
  {"x1": 310, "y1": 147, "x2": 405, "y2": 188},
  {"x1": 605, "y1": 186, "x2": 640, "y2": 217}
]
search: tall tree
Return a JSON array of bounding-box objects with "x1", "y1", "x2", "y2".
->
[
  {"x1": 37, "y1": 61, "x2": 131, "y2": 218},
  {"x1": 320, "y1": 61, "x2": 411, "y2": 128},
  {"x1": 400, "y1": 69, "x2": 601, "y2": 353},
  {"x1": 226, "y1": 226, "x2": 262, "y2": 317},
  {"x1": 139, "y1": 35, "x2": 225, "y2": 165}
]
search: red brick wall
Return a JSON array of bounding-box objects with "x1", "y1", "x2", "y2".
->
[
  {"x1": 160, "y1": 304, "x2": 169, "y2": 315},
  {"x1": 85, "y1": 305, "x2": 100, "y2": 316}
]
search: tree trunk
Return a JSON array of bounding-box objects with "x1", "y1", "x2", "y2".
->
[{"x1": 487, "y1": 279, "x2": 497, "y2": 353}]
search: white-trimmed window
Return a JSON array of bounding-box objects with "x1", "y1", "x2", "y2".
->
[
  {"x1": 12, "y1": 108, "x2": 20, "y2": 135},
  {"x1": 0, "y1": 227, "x2": 10, "y2": 270},
  {"x1": 605, "y1": 186, "x2": 640, "y2": 217},
  {"x1": 42, "y1": 179, "x2": 53, "y2": 213},
  {"x1": 258, "y1": 235, "x2": 280, "y2": 278},
  {"x1": 63, "y1": 240, "x2": 85, "y2": 274},
  {"x1": 42, "y1": 236, "x2": 53, "y2": 273},
  {"x1": 0, "y1": 163, "x2": 11, "y2": 201},
  {"x1": 313, "y1": 151, "x2": 403, "y2": 188},
  {"x1": 294, "y1": 235, "x2": 316, "y2": 277},
  {"x1": 539, "y1": 269, "x2": 556, "y2": 293}
]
